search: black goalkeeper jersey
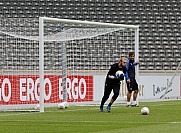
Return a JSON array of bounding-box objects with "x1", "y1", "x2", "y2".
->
[{"x1": 106, "y1": 63, "x2": 126, "y2": 84}]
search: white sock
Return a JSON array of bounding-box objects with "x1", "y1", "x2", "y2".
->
[
  {"x1": 127, "y1": 102, "x2": 131, "y2": 105},
  {"x1": 133, "y1": 101, "x2": 137, "y2": 105}
]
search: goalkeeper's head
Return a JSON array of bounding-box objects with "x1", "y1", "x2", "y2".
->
[{"x1": 118, "y1": 57, "x2": 127, "y2": 68}]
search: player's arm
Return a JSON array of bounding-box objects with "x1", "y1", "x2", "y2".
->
[
  {"x1": 108, "y1": 71, "x2": 119, "y2": 80},
  {"x1": 108, "y1": 73, "x2": 125, "y2": 80},
  {"x1": 107, "y1": 65, "x2": 120, "y2": 80},
  {"x1": 108, "y1": 75, "x2": 116, "y2": 79},
  {"x1": 125, "y1": 71, "x2": 130, "y2": 83},
  {"x1": 124, "y1": 71, "x2": 129, "y2": 80},
  {"x1": 133, "y1": 60, "x2": 140, "y2": 66},
  {"x1": 126, "y1": 59, "x2": 130, "y2": 70},
  {"x1": 126, "y1": 60, "x2": 131, "y2": 83}
]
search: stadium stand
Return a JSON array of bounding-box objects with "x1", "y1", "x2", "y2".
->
[{"x1": 0, "y1": 0, "x2": 180, "y2": 70}]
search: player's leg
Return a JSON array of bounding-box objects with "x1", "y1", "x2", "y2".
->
[
  {"x1": 100, "y1": 83, "x2": 112, "y2": 111},
  {"x1": 133, "y1": 90, "x2": 138, "y2": 101},
  {"x1": 132, "y1": 78, "x2": 139, "y2": 106},
  {"x1": 126, "y1": 82, "x2": 132, "y2": 107},
  {"x1": 107, "y1": 84, "x2": 120, "y2": 112},
  {"x1": 109, "y1": 84, "x2": 120, "y2": 106}
]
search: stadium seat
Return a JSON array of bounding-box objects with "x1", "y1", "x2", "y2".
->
[
  {"x1": 0, "y1": 0, "x2": 180, "y2": 71},
  {"x1": 155, "y1": 65, "x2": 162, "y2": 70}
]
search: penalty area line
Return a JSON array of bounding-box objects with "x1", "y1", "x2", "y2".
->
[
  {"x1": 170, "y1": 121, "x2": 181, "y2": 124},
  {"x1": 0, "y1": 119, "x2": 180, "y2": 125}
]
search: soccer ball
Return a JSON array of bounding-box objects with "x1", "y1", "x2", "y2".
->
[
  {"x1": 34, "y1": 104, "x2": 40, "y2": 110},
  {"x1": 63, "y1": 102, "x2": 69, "y2": 108},
  {"x1": 58, "y1": 102, "x2": 65, "y2": 109},
  {"x1": 115, "y1": 70, "x2": 124, "y2": 78},
  {"x1": 141, "y1": 107, "x2": 149, "y2": 115}
]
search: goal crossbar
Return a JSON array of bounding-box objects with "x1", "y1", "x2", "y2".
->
[{"x1": 40, "y1": 17, "x2": 139, "y2": 29}]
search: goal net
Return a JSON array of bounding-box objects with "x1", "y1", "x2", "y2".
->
[{"x1": 0, "y1": 17, "x2": 139, "y2": 112}]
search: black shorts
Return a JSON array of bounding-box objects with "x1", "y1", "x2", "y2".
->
[
  {"x1": 127, "y1": 77, "x2": 138, "y2": 92},
  {"x1": 104, "y1": 81, "x2": 120, "y2": 97}
]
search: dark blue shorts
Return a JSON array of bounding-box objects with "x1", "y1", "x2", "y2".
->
[{"x1": 127, "y1": 77, "x2": 138, "y2": 92}]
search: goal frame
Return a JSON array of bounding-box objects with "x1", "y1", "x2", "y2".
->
[{"x1": 39, "y1": 17, "x2": 139, "y2": 112}]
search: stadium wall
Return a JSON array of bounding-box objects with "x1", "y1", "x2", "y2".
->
[
  {"x1": 0, "y1": 73, "x2": 180, "y2": 105},
  {"x1": 94, "y1": 73, "x2": 181, "y2": 102}
]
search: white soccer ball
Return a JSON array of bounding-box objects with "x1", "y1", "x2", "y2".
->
[
  {"x1": 34, "y1": 104, "x2": 40, "y2": 110},
  {"x1": 63, "y1": 102, "x2": 69, "y2": 108},
  {"x1": 58, "y1": 102, "x2": 65, "y2": 109},
  {"x1": 116, "y1": 70, "x2": 124, "y2": 78},
  {"x1": 141, "y1": 107, "x2": 149, "y2": 115}
]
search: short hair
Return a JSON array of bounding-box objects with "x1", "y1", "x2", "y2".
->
[{"x1": 129, "y1": 52, "x2": 135, "y2": 57}]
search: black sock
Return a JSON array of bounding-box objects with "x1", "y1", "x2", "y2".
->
[{"x1": 100, "y1": 101, "x2": 104, "y2": 108}]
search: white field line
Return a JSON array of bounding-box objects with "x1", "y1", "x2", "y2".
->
[
  {"x1": 144, "y1": 102, "x2": 181, "y2": 107},
  {"x1": 0, "y1": 101, "x2": 180, "y2": 117},
  {"x1": 0, "y1": 119, "x2": 180, "y2": 125},
  {"x1": 0, "y1": 112, "x2": 40, "y2": 117},
  {"x1": 0, "y1": 107, "x2": 99, "y2": 117},
  {"x1": 0, "y1": 107, "x2": 180, "y2": 125},
  {"x1": 170, "y1": 121, "x2": 181, "y2": 124}
]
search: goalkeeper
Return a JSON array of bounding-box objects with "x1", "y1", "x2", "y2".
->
[{"x1": 100, "y1": 57, "x2": 128, "y2": 113}]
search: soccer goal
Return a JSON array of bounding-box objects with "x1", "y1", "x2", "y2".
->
[{"x1": 0, "y1": 17, "x2": 139, "y2": 112}]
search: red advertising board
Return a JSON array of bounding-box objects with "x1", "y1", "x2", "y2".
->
[{"x1": 0, "y1": 75, "x2": 93, "y2": 104}]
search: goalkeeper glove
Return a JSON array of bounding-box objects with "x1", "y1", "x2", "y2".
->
[{"x1": 116, "y1": 74, "x2": 125, "y2": 80}]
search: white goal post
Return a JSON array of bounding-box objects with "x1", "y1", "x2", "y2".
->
[
  {"x1": 0, "y1": 17, "x2": 139, "y2": 112},
  {"x1": 39, "y1": 17, "x2": 139, "y2": 112}
]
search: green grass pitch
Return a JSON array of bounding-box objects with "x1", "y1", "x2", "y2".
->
[{"x1": 0, "y1": 100, "x2": 181, "y2": 133}]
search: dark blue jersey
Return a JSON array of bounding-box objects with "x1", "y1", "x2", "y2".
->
[{"x1": 126, "y1": 59, "x2": 138, "y2": 78}]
